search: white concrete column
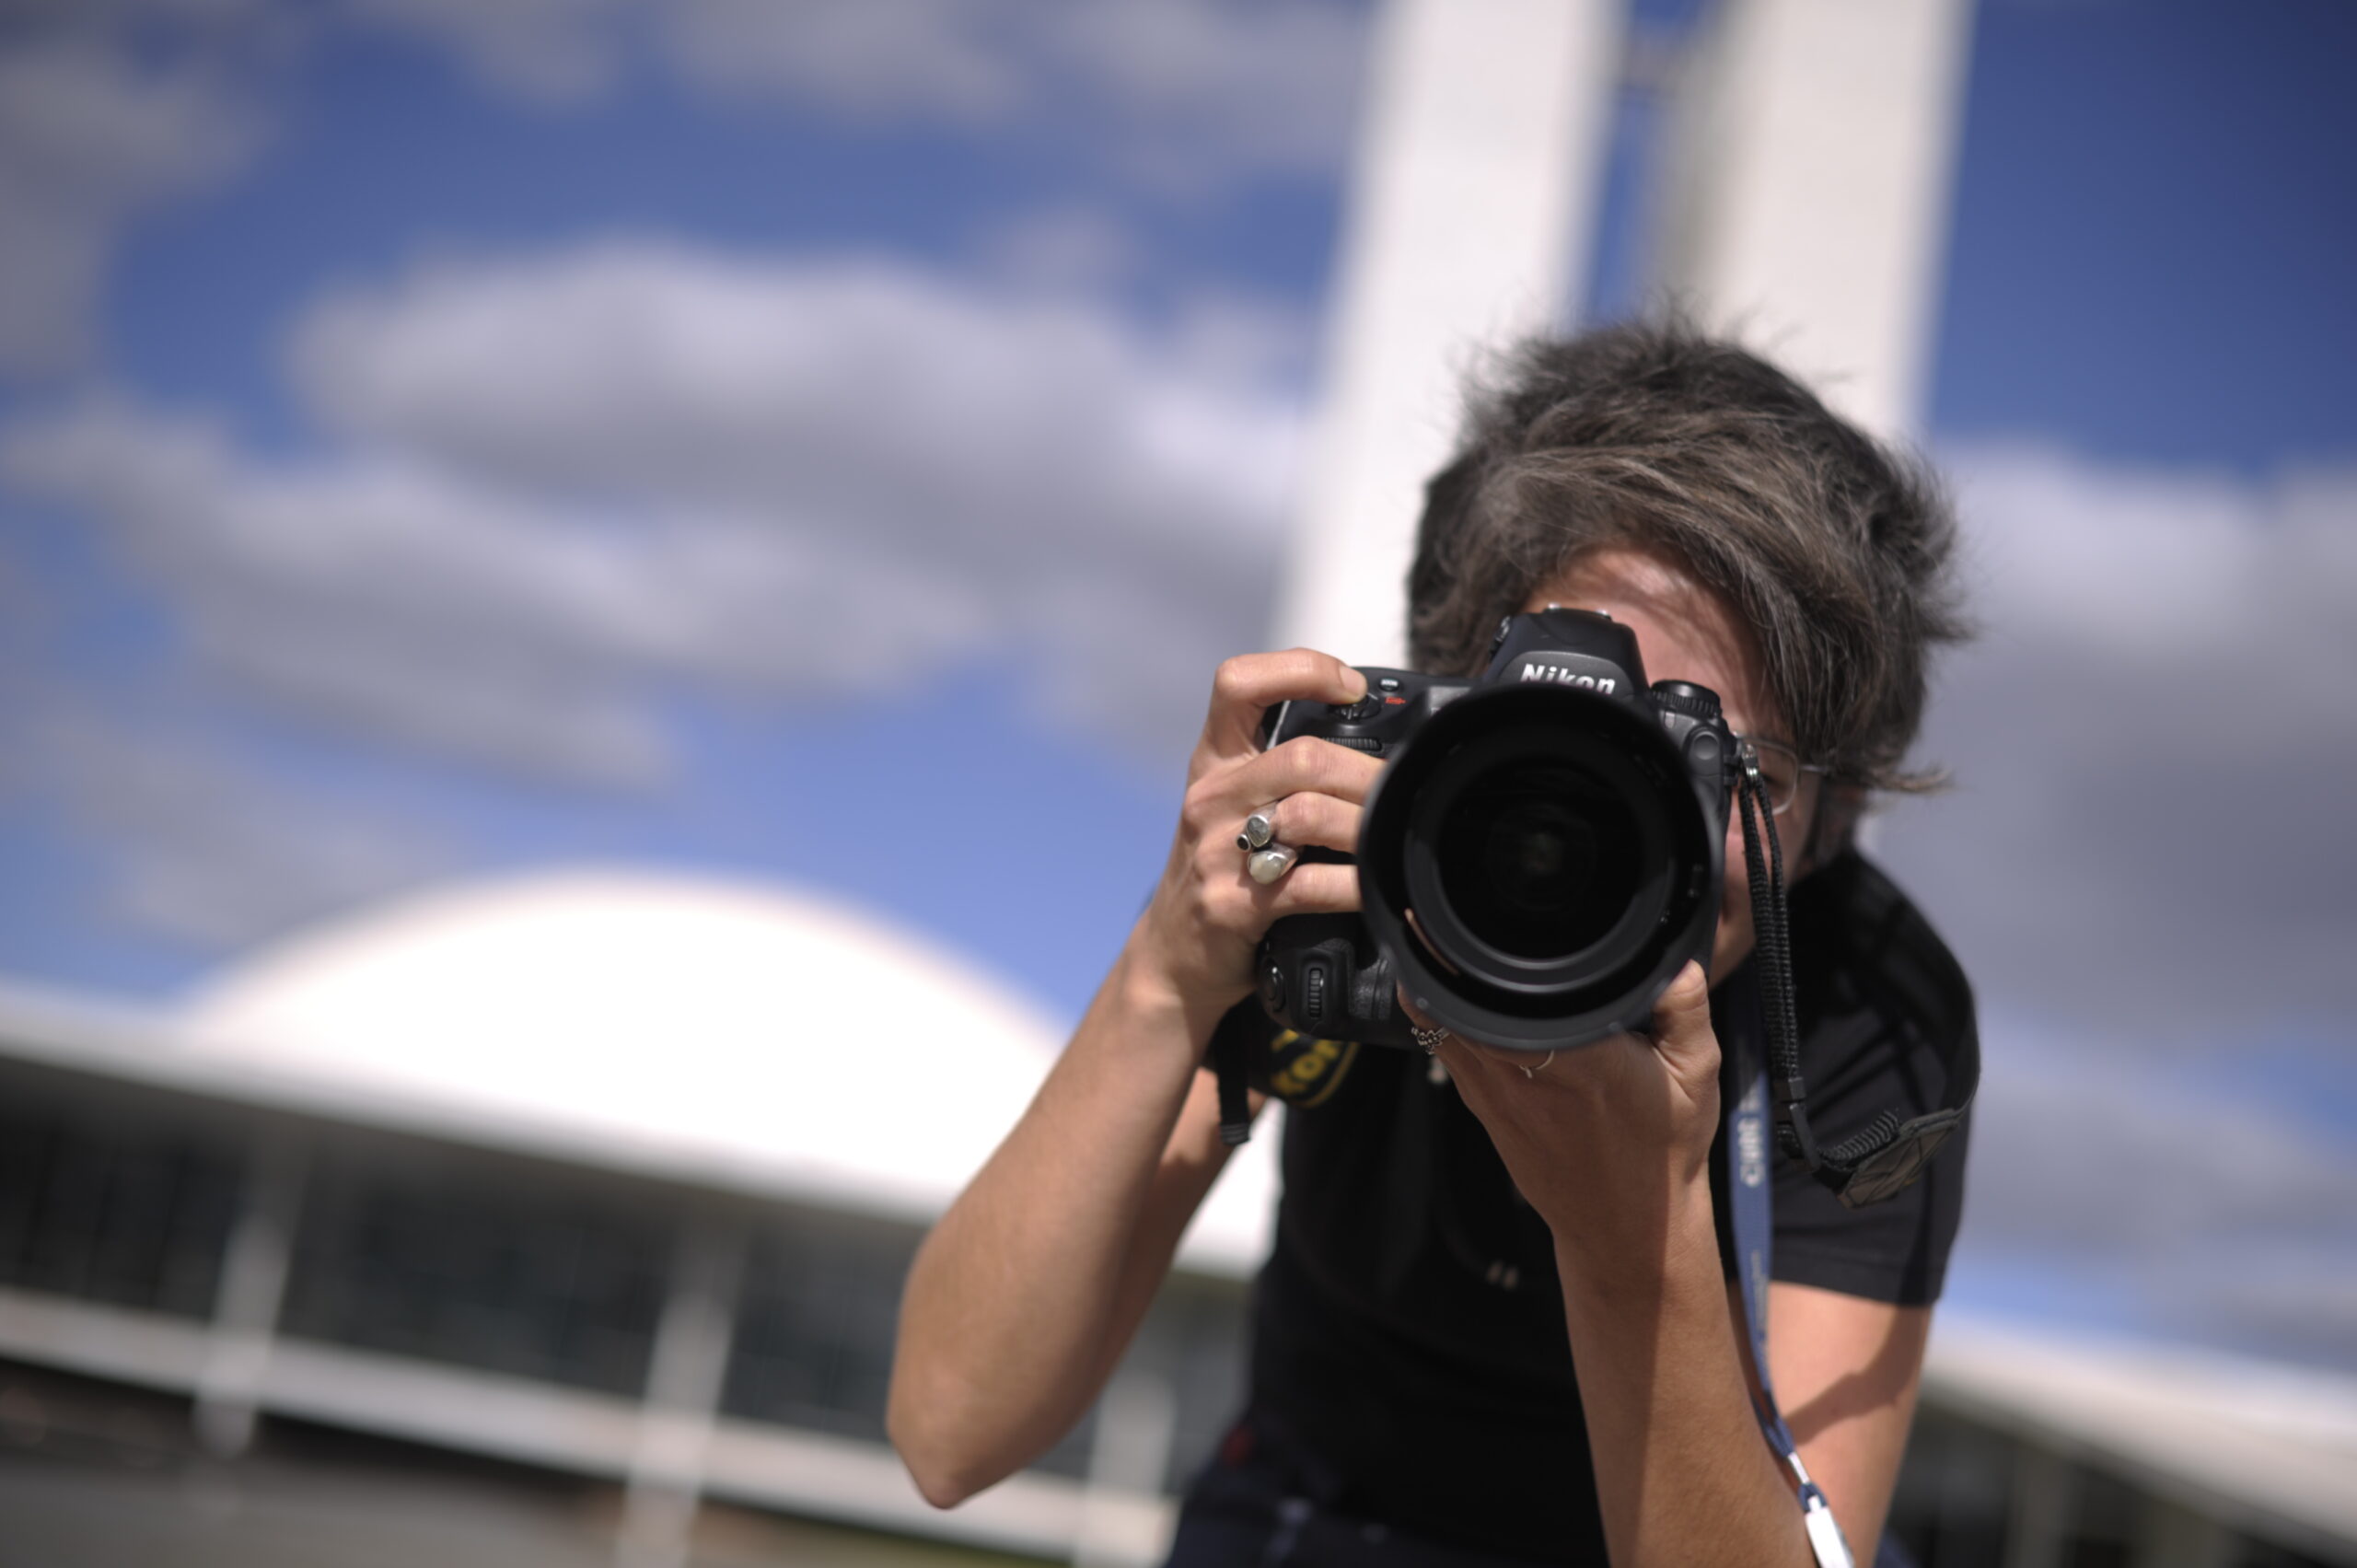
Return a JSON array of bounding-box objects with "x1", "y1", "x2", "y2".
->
[
  {"x1": 2005, "y1": 1443, "x2": 2077, "y2": 1568},
  {"x1": 1654, "y1": 0, "x2": 1977, "y2": 439},
  {"x1": 619, "y1": 1215, "x2": 745, "y2": 1568},
  {"x1": 1271, "y1": 0, "x2": 1628, "y2": 668},
  {"x1": 193, "y1": 1134, "x2": 306, "y2": 1458},
  {"x1": 1071, "y1": 1366, "x2": 1180, "y2": 1568},
  {"x1": 2134, "y1": 1496, "x2": 2236, "y2": 1568}
]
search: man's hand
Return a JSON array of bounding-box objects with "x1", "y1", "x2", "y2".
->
[
  {"x1": 1418, "y1": 960, "x2": 1722, "y2": 1280},
  {"x1": 1412, "y1": 969, "x2": 1811, "y2": 1565},
  {"x1": 893, "y1": 648, "x2": 1376, "y2": 1510},
  {"x1": 1131, "y1": 650, "x2": 1381, "y2": 1040},
  {"x1": 1418, "y1": 970, "x2": 1926, "y2": 1564}
]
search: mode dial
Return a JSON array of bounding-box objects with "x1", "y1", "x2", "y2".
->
[{"x1": 1649, "y1": 679, "x2": 1722, "y2": 722}]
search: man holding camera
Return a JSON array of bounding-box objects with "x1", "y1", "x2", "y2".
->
[{"x1": 888, "y1": 325, "x2": 1974, "y2": 1567}]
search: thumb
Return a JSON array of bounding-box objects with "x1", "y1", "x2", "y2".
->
[{"x1": 1647, "y1": 960, "x2": 1718, "y2": 1083}]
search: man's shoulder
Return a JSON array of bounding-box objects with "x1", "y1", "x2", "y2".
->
[
  {"x1": 1790, "y1": 849, "x2": 1974, "y2": 1062},
  {"x1": 1767, "y1": 851, "x2": 1976, "y2": 1305}
]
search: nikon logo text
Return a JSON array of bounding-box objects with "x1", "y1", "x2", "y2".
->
[{"x1": 1519, "y1": 663, "x2": 1617, "y2": 694}]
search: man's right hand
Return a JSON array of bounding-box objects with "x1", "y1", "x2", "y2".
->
[
  {"x1": 890, "y1": 649, "x2": 1383, "y2": 1508},
  {"x1": 1129, "y1": 649, "x2": 1385, "y2": 1030}
]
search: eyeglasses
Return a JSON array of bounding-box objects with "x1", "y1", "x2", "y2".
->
[{"x1": 1734, "y1": 736, "x2": 1826, "y2": 817}]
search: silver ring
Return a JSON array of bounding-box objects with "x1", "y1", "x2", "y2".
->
[
  {"x1": 1519, "y1": 1050, "x2": 1556, "y2": 1081},
  {"x1": 1247, "y1": 843, "x2": 1299, "y2": 885},
  {"x1": 1411, "y1": 1023, "x2": 1449, "y2": 1055},
  {"x1": 1236, "y1": 809, "x2": 1278, "y2": 852}
]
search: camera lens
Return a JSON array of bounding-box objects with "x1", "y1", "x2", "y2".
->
[
  {"x1": 1346, "y1": 634, "x2": 1726, "y2": 1051},
  {"x1": 1368, "y1": 680, "x2": 1707, "y2": 1044},
  {"x1": 1434, "y1": 762, "x2": 1639, "y2": 960}
]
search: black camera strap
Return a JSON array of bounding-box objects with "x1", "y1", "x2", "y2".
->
[
  {"x1": 1212, "y1": 1011, "x2": 1254, "y2": 1147},
  {"x1": 1735, "y1": 750, "x2": 1980, "y2": 1209}
]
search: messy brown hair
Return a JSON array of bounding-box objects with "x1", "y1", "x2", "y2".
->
[{"x1": 1407, "y1": 323, "x2": 1968, "y2": 799}]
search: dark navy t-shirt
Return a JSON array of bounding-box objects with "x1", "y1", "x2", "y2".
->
[{"x1": 1201, "y1": 852, "x2": 1973, "y2": 1562}]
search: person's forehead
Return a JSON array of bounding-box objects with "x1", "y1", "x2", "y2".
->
[{"x1": 1521, "y1": 548, "x2": 1782, "y2": 738}]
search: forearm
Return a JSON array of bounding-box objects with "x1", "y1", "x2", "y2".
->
[
  {"x1": 888, "y1": 932, "x2": 1230, "y2": 1504},
  {"x1": 1556, "y1": 1175, "x2": 1812, "y2": 1568}
]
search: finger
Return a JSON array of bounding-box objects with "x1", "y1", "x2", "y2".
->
[
  {"x1": 1201, "y1": 650, "x2": 1368, "y2": 763},
  {"x1": 1430, "y1": 1028, "x2": 1521, "y2": 1107},
  {"x1": 1646, "y1": 960, "x2": 1717, "y2": 1079},
  {"x1": 1224, "y1": 734, "x2": 1385, "y2": 809},
  {"x1": 1395, "y1": 991, "x2": 1478, "y2": 1055},
  {"x1": 1177, "y1": 743, "x2": 1374, "y2": 869},
  {"x1": 1446, "y1": 1031, "x2": 1538, "y2": 1081},
  {"x1": 1258, "y1": 861, "x2": 1360, "y2": 918},
  {"x1": 1252, "y1": 791, "x2": 1362, "y2": 856},
  {"x1": 1395, "y1": 993, "x2": 1514, "y2": 1084}
]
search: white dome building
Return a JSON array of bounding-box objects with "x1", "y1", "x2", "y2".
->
[
  {"x1": 4, "y1": 875, "x2": 2356, "y2": 1568},
  {"x1": 0, "y1": 867, "x2": 1278, "y2": 1567},
  {"x1": 179, "y1": 868, "x2": 1277, "y2": 1272}
]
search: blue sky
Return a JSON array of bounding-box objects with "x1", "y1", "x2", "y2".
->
[
  {"x1": 1933, "y1": 0, "x2": 2357, "y2": 470},
  {"x1": 1, "y1": 0, "x2": 2351, "y2": 1368},
  {"x1": 1, "y1": 0, "x2": 1358, "y2": 1002}
]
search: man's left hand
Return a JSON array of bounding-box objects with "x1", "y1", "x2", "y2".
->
[{"x1": 1413, "y1": 961, "x2": 1722, "y2": 1278}]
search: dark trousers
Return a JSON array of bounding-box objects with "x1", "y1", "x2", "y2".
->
[
  {"x1": 1164, "y1": 1414, "x2": 1568, "y2": 1568},
  {"x1": 1165, "y1": 1411, "x2": 1920, "y2": 1568}
]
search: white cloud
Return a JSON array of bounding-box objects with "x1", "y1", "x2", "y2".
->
[
  {"x1": 346, "y1": 0, "x2": 1366, "y2": 186},
  {"x1": 667, "y1": 0, "x2": 1366, "y2": 185},
  {"x1": 1040, "y1": 0, "x2": 1366, "y2": 181},
  {"x1": 974, "y1": 206, "x2": 1145, "y2": 293},
  {"x1": 341, "y1": 0, "x2": 631, "y2": 105},
  {"x1": 1873, "y1": 442, "x2": 2357, "y2": 1046},
  {"x1": 1863, "y1": 441, "x2": 2357, "y2": 1363},
  {"x1": 1948, "y1": 441, "x2": 2357, "y2": 677},
  {"x1": 285, "y1": 242, "x2": 1298, "y2": 551},
  {"x1": 658, "y1": 0, "x2": 1030, "y2": 121},
  {"x1": 1954, "y1": 1027, "x2": 2357, "y2": 1365},
  {"x1": 1964, "y1": 1034, "x2": 2355, "y2": 1258},
  {"x1": 0, "y1": 0, "x2": 1360, "y2": 379},
  {"x1": 0, "y1": 696, "x2": 457, "y2": 949},
  {"x1": 4, "y1": 240, "x2": 1306, "y2": 782},
  {"x1": 0, "y1": 19, "x2": 266, "y2": 376}
]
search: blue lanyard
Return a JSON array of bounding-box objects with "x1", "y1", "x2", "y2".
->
[{"x1": 1726, "y1": 973, "x2": 1856, "y2": 1568}]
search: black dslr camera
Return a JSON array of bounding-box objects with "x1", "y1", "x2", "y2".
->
[{"x1": 1257, "y1": 608, "x2": 1737, "y2": 1054}]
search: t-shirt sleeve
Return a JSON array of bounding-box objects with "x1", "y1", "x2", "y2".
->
[
  {"x1": 1713, "y1": 852, "x2": 1977, "y2": 1307},
  {"x1": 1768, "y1": 997, "x2": 1971, "y2": 1306}
]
